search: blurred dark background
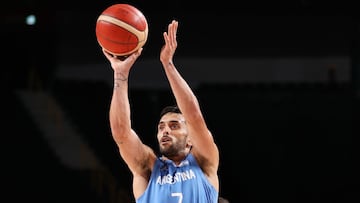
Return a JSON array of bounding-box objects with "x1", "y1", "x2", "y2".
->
[{"x1": 3, "y1": 0, "x2": 359, "y2": 202}]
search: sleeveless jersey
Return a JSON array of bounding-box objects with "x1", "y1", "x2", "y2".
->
[{"x1": 136, "y1": 153, "x2": 218, "y2": 203}]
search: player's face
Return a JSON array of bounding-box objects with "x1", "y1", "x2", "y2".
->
[{"x1": 157, "y1": 113, "x2": 188, "y2": 157}]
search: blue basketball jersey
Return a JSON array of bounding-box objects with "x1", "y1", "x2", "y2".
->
[{"x1": 136, "y1": 153, "x2": 218, "y2": 203}]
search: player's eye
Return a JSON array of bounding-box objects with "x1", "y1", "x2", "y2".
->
[{"x1": 169, "y1": 123, "x2": 180, "y2": 130}]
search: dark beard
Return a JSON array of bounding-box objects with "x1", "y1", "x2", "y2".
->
[
  {"x1": 159, "y1": 135, "x2": 189, "y2": 158},
  {"x1": 160, "y1": 144, "x2": 179, "y2": 158}
]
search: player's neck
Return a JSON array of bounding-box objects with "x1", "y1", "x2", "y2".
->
[{"x1": 161, "y1": 148, "x2": 192, "y2": 166}]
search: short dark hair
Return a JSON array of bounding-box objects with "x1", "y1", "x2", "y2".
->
[{"x1": 159, "y1": 105, "x2": 182, "y2": 118}]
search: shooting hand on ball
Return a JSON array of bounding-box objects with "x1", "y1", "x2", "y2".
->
[{"x1": 103, "y1": 48, "x2": 143, "y2": 80}]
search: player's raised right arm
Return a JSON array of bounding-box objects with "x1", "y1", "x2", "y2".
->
[{"x1": 104, "y1": 49, "x2": 155, "y2": 177}]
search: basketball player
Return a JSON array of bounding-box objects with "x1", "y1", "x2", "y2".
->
[{"x1": 102, "y1": 20, "x2": 219, "y2": 202}]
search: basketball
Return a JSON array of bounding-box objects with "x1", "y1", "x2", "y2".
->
[{"x1": 95, "y1": 4, "x2": 148, "y2": 56}]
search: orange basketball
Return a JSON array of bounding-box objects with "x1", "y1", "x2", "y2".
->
[{"x1": 95, "y1": 4, "x2": 148, "y2": 56}]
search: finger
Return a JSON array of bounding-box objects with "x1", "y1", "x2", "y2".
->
[
  {"x1": 163, "y1": 32, "x2": 170, "y2": 45},
  {"x1": 173, "y1": 20, "x2": 178, "y2": 38},
  {"x1": 102, "y1": 49, "x2": 112, "y2": 60},
  {"x1": 127, "y1": 48, "x2": 143, "y2": 63},
  {"x1": 169, "y1": 21, "x2": 177, "y2": 46},
  {"x1": 134, "y1": 47, "x2": 143, "y2": 58}
]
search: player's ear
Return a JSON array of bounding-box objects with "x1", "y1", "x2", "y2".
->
[{"x1": 186, "y1": 140, "x2": 192, "y2": 149}]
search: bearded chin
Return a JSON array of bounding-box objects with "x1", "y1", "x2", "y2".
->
[{"x1": 160, "y1": 145, "x2": 178, "y2": 158}]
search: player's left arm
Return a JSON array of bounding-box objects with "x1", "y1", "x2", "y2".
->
[{"x1": 160, "y1": 21, "x2": 220, "y2": 187}]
